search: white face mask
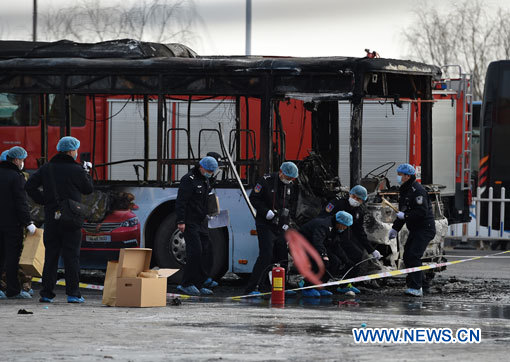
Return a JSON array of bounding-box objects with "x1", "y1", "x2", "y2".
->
[
  {"x1": 396, "y1": 175, "x2": 403, "y2": 185},
  {"x1": 279, "y1": 174, "x2": 292, "y2": 185},
  {"x1": 349, "y1": 197, "x2": 360, "y2": 208},
  {"x1": 19, "y1": 161, "x2": 24, "y2": 170}
]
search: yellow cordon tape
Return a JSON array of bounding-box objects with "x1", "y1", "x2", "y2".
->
[
  {"x1": 230, "y1": 250, "x2": 510, "y2": 300},
  {"x1": 31, "y1": 250, "x2": 510, "y2": 300},
  {"x1": 30, "y1": 277, "x2": 195, "y2": 300},
  {"x1": 31, "y1": 278, "x2": 104, "y2": 291}
]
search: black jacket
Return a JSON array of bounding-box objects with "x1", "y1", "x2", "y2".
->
[
  {"x1": 25, "y1": 153, "x2": 94, "y2": 221},
  {"x1": 249, "y1": 172, "x2": 298, "y2": 227},
  {"x1": 319, "y1": 196, "x2": 375, "y2": 254},
  {"x1": 0, "y1": 161, "x2": 31, "y2": 228},
  {"x1": 299, "y1": 215, "x2": 353, "y2": 265},
  {"x1": 175, "y1": 166, "x2": 211, "y2": 225},
  {"x1": 392, "y1": 175, "x2": 435, "y2": 233},
  {"x1": 299, "y1": 216, "x2": 337, "y2": 257}
]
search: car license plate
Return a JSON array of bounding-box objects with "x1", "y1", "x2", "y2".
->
[{"x1": 86, "y1": 235, "x2": 111, "y2": 242}]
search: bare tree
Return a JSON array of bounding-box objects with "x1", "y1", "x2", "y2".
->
[
  {"x1": 40, "y1": 0, "x2": 199, "y2": 45},
  {"x1": 403, "y1": 0, "x2": 510, "y2": 99},
  {"x1": 495, "y1": 11, "x2": 510, "y2": 60},
  {"x1": 77, "y1": 0, "x2": 126, "y2": 42},
  {"x1": 43, "y1": 7, "x2": 83, "y2": 42}
]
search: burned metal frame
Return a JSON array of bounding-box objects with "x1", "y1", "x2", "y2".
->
[{"x1": 0, "y1": 43, "x2": 440, "y2": 184}]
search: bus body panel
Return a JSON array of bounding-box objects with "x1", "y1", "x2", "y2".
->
[
  {"x1": 480, "y1": 60, "x2": 510, "y2": 229},
  {"x1": 82, "y1": 185, "x2": 256, "y2": 273}
]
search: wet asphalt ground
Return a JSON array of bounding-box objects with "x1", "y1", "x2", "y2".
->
[{"x1": 1, "y1": 249, "x2": 509, "y2": 361}]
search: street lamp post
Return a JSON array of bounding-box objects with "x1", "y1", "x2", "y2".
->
[
  {"x1": 245, "y1": 0, "x2": 251, "y2": 56},
  {"x1": 33, "y1": 0, "x2": 37, "y2": 42}
]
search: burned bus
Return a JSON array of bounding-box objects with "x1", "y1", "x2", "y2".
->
[{"x1": 0, "y1": 39, "x2": 446, "y2": 279}]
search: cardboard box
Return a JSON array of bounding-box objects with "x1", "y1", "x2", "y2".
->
[
  {"x1": 115, "y1": 248, "x2": 178, "y2": 307},
  {"x1": 122, "y1": 267, "x2": 138, "y2": 278},
  {"x1": 102, "y1": 261, "x2": 119, "y2": 307},
  {"x1": 116, "y1": 277, "x2": 168, "y2": 307},
  {"x1": 19, "y1": 228, "x2": 45, "y2": 277}
]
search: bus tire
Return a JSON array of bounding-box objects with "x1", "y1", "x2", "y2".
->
[{"x1": 154, "y1": 213, "x2": 228, "y2": 284}]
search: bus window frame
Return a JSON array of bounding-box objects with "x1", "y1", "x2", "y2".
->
[{"x1": 0, "y1": 93, "x2": 40, "y2": 127}]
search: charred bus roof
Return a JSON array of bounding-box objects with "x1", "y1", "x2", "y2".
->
[
  {"x1": 0, "y1": 39, "x2": 440, "y2": 184},
  {"x1": 0, "y1": 39, "x2": 439, "y2": 98}
]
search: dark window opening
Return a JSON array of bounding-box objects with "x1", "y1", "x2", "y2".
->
[
  {"x1": 0, "y1": 93, "x2": 39, "y2": 127},
  {"x1": 48, "y1": 95, "x2": 87, "y2": 127},
  {"x1": 497, "y1": 69, "x2": 510, "y2": 125}
]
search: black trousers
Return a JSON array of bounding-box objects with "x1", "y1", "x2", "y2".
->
[
  {"x1": 317, "y1": 236, "x2": 366, "y2": 283},
  {"x1": 244, "y1": 223, "x2": 287, "y2": 293},
  {"x1": 305, "y1": 243, "x2": 352, "y2": 286},
  {"x1": 403, "y1": 226, "x2": 436, "y2": 289},
  {"x1": 0, "y1": 226, "x2": 24, "y2": 297},
  {"x1": 339, "y1": 236, "x2": 365, "y2": 265},
  {"x1": 40, "y1": 221, "x2": 82, "y2": 299},
  {"x1": 322, "y1": 251, "x2": 349, "y2": 282},
  {"x1": 181, "y1": 221, "x2": 212, "y2": 287}
]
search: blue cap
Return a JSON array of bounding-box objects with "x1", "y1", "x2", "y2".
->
[
  {"x1": 57, "y1": 136, "x2": 80, "y2": 152},
  {"x1": 0, "y1": 150, "x2": 8, "y2": 161},
  {"x1": 7, "y1": 146, "x2": 27, "y2": 160},
  {"x1": 335, "y1": 211, "x2": 353, "y2": 226},
  {"x1": 396, "y1": 163, "x2": 416, "y2": 175},
  {"x1": 199, "y1": 156, "x2": 218, "y2": 172},
  {"x1": 350, "y1": 185, "x2": 368, "y2": 201},
  {"x1": 280, "y1": 161, "x2": 298, "y2": 178}
]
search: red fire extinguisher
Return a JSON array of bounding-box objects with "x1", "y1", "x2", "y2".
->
[{"x1": 271, "y1": 265, "x2": 285, "y2": 305}]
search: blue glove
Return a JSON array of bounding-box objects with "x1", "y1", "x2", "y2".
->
[
  {"x1": 389, "y1": 229, "x2": 398, "y2": 239},
  {"x1": 396, "y1": 211, "x2": 405, "y2": 220}
]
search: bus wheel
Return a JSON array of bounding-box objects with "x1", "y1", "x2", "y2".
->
[
  {"x1": 154, "y1": 213, "x2": 184, "y2": 283},
  {"x1": 154, "y1": 213, "x2": 228, "y2": 283}
]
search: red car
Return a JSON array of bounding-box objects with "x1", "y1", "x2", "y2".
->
[{"x1": 80, "y1": 210, "x2": 141, "y2": 268}]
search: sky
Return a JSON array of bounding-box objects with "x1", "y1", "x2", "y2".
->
[{"x1": 1, "y1": 0, "x2": 510, "y2": 59}]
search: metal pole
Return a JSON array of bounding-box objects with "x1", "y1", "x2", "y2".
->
[
  {"x1": 488, "y1": 187, "x2": 493, "y2": 237},
  {"x1": 157, "y1": 94, "x2": 163, "y2": 182},
  {"x1": 219, "y1": 126, "x2": 256, "y2": 218},
  {"x1": 40, "y1": 94, "x2": 47, "y2": 163},
  {"x1": 59, "y1": 93, "x2": 68, "y2": 138},
  {"x1": 350, "y1": 99, "x2": 363, "y2": 187},
  {"x1": 162, "y1": 98, "x2": 168, "y2": 182},
  {"x1": 500, "y1": 187, "x2": 506, "y2": 237},
  {"x1": 92, "y1": 95, "x2": 97, "y2": 178},
  {"x1": 235, "y1": 96, "x2": 241, "y2": 175},
  {"x1": 245, "y1": 96, "x2": 250, "y2": 160},
  {"x1": 476, "y1": 187, "x2": 481, "y2": 237},
  {"x1": 260, "y1": 76, "x2": 273, "y2": 176},
  {"x1": 187, "y1": 95, "x2": 192, "y2": 171},
  {"x1": 143, "y1": 95, "x2": 149, "y2": 181},
  {"x1": 421, "y1": 79, "x2": 433, "y2": 184},
  {"x1": 245, "y1": 0, "x2": 252, "y2": 56},
  {"x1": 33, "y1": 0, "x2": 37, "y2": 42}
]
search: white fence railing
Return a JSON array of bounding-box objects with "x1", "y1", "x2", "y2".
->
[{"x1": 448, "y1": 186, "x2": 510, "y2": 241}]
